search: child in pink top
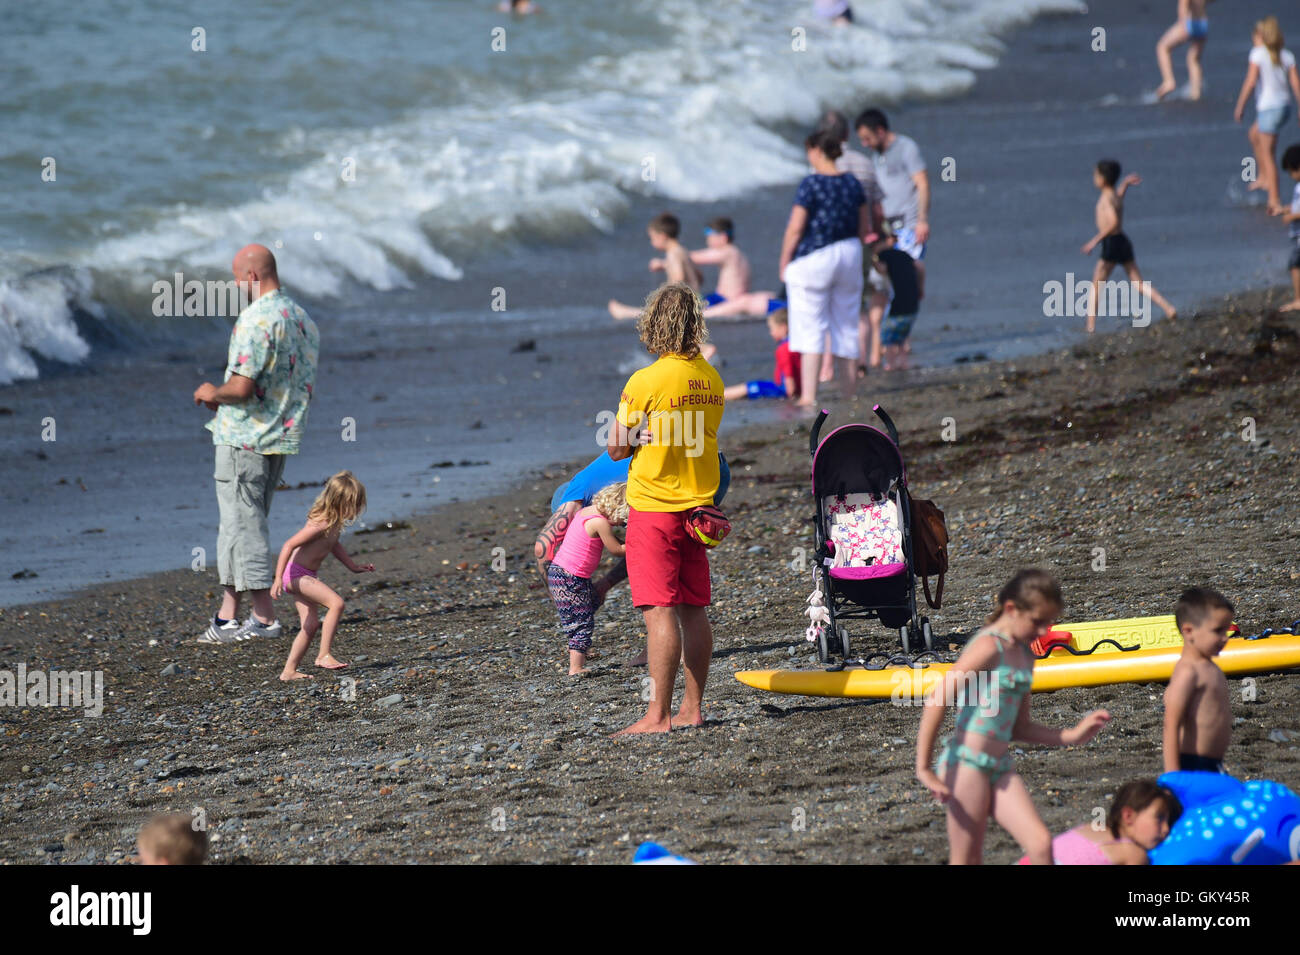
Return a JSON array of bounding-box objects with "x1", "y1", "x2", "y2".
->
[
  {"x1": 546, "y1": 482, "x2": 628, "y2": 675},
  {"x1": 1017, "y1": 779, "x2": 1181, "y2": 865}
]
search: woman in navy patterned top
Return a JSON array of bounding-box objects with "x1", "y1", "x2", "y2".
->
[{"x1": 779, "y1": 129, "x2": 869, "y2": 407}]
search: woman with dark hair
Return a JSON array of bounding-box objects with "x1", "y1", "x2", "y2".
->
[{"x1": 779, "y1": 129, "x2": 870, "y2": 406}]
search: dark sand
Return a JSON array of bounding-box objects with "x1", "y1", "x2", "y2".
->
[{"x1": 3, "y1": 292, "x2": 1300, "y2": 864}]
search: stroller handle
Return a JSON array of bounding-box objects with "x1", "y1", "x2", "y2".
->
[
  {"x1": 809, "y1": 409, "x2": 830, "y2": 456},
  {"x1": 873, "y1": 404, "x2": 900, "y2": 445}
]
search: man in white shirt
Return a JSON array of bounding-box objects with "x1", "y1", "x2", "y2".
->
[{"x1": 856, "y1": 108, "x2": 931, "y2": 298}]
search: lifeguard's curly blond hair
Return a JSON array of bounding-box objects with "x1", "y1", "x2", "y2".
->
[
  {"x1": 636, "y1": 283, "x2": 709, "y2": 359},
  {"x1": 308, "y1": 470, "x2": 368, "y2": 533}
]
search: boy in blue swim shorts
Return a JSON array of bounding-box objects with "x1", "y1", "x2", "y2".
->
[
  {"x1": 719, "y1": 309, "x2": 801, "y2": 401},
  {"x1": 1156, "y1": 0, "x2": 1208, "y2": 101}
]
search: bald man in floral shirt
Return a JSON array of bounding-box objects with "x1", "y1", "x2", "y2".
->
[{"x1": 194, "y1": 244, "x2": 319, "y2": 644}]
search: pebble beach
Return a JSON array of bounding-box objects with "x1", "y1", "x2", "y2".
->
[{"x1": 3, "y1": 291, "x2": 1298, "y2": 865}]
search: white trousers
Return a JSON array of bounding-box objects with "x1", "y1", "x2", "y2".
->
[{"x1": 785, "y1": 237, "x2": 864, "y2": 359}]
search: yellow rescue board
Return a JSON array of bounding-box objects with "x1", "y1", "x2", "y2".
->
[
  {"x1": 734, "y1": 634, "x2": 1300, "y2": 699},
  {"x1": 1050, "y1": 615, "x2": 1189, "y2": 654}
]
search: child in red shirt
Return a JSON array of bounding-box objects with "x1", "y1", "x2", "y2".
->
[{"x1": 716, "y1": 309, "x2": 800, "y2": 400}]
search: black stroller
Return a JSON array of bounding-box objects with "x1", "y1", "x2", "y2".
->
[{"x1": 807, "y1": 405, "x2": 933, "y2": 663}]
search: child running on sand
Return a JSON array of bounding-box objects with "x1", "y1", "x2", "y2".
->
[
  {"x1": 1276, "y1": 144, "x2": 1300, "y2": 310},
  {"x1": 1163, "y1": 587, "x2": 1235, "y2": 774},
  {"x1": 1155, "y1": 0, "x2": 1209, "y2": 101},
  {"x1": 547, "y1": 482, "x2": 628, "y2": 675},
  {"x1": 690, "y1": 218, "x2": 782, "y2": 319},
  {"x1": 719, "y1": 309, "x2": 800, "y2": 401},
  {"x1": 916, "y1": 569, "x2": 1112, "y2": 864},
  {"x1": 1234, "y1": 17, "x2": 1300, "y2": 214},
  {"x1": 609, "y1": 213, "x2": 703, "y2": 320},
  {"x1": 1082, "y1": 159, "x2": 1177, "y2": 333},
  {"x1": 272, "y1": 471, "x2": 375, "y2": 680},
  {"x1": 1016, "y1": 780, "x2": 1181, "y2": 865}
]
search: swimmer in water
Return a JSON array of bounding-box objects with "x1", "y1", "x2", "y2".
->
[{"x1": 499, "y1": 0, "x2": 540, "y2": 15}]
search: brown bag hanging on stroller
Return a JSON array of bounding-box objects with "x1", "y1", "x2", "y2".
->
[{"x1": 910, "y1": 498, "x2": 948, "y2": 610}]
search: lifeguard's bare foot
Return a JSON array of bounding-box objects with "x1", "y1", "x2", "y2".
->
[
  {"x1": 612, "y1": 716, "x2": 671, "y2": 736},
  {"x1": 280, "y1": 670, "x2": 313, "y2": 681},
  {"x1": 670, "y1": 710, "x2": 704, "y2": 729},
  {"x1": 315, "y1": 655, "x2": 348, "y2": 670},
  {"x1": 1154, "y1": 80, "x2": 1176, "y2": 100}
]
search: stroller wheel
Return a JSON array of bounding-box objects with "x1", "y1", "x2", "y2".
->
[
  {"x1": 839, "y1": 626, "x2": 851, "y2": 660},
  {"x1": 922, "y1": 617, "x2": 934, "y2": 651},
  {"x1": 900, "y1": 624, "x2": 912, "y2": 654},
  {"x1": 817, "y1": 628, "x2": 831, "y2": 665}
]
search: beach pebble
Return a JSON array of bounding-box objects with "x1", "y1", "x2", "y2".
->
[
  {"x1": 160, "y1": 663, "x2": 182, "y2": 676},
  {"x1": 133, "y1": 758, "x2": 149, "y2": 768},
  {"x1": 1268, "y1": 729, "x2": 1289, "y2": 743},
  {"x1": 376, "y1": 694, "x2": 403, "y2": 708}
]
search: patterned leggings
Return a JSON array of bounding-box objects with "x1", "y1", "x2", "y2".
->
[{"x1": 546, "y1": 564, "x2": 596, "y2": 653}]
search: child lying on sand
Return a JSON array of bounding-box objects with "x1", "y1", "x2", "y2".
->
[
  {"x1": 1017, "y1": 779, "x2": 1180, "y2": 865},
  {"x1": 692, "y1": 217, "x2": 783, "y2": 319}
]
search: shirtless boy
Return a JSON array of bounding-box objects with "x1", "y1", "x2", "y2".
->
[
  {"x1": 1081, "y1": 159, "x2": 1176, "y2": 333},
  {"x1": 691, "y1": 217, "x2": 781, "y2": 319},
  {"x1": 1163, "y1": 587, "x2": 1235, "y2": 774},
  {"x1": 609, "y1": 213, "x2": 703, "y2": 320}
]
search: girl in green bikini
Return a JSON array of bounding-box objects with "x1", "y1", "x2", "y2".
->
[{"x1": 915, "y1": 570, "x2": 1112, "y2": 864}]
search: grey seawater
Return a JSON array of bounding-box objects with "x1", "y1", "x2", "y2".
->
[{"x1": 1, "y1": 0, "x2": 1294, "y2": 607}]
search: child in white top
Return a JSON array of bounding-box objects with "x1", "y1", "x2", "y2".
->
[{"x1": 1234, "y1": 17, "x2": 1300, "y2": 213}]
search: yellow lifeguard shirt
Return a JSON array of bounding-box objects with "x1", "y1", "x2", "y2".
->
[{"x1": 616, "y1": 353, "x2": 725, "y2": 512}]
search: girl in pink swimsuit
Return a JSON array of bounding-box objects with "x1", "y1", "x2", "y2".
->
[
  {"x1": 1018, "y1": 779, "x2": 1181, "y2": 864},
  {"x1": 271, "y1": 471, "x2": 375, "y2": 680}
]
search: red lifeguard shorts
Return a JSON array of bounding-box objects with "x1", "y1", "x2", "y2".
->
[{"x1": 626, "y1": 506, "x2": 711, "y2": 608}]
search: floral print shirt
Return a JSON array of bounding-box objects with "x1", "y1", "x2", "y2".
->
[{"x1": 206, "y1": 289, "x2": 319, "y2": 454}]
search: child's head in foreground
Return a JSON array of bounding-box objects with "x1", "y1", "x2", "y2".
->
[
  {"x1": 592, "y1": 482, "x2": 629, "y2": 525},
  {"x1": 986, "y1": 568, "x2": 1063, "y2": 631},
  {"x1": 1282, "y1": 144, "x2": 1300, "y2": 179},
  {"x1": 1108, "y1": 779, "x2": 1182, "y2": 847},
  {"x1": 1095, "y1": 158, "x2": 1121, "y2": 188},
  {"x1": 705, "y1": 217, "x2": 734, "y2": 247},
  {"x1": 1174, "y1": 586, "x2": 1235, "y2": 653},
  {"x1": 138, "y1": 813, "x2": 208, "y2": 865},
  {"x1": 766, "y1": 307, "x2": 788, "y2": 342},
  {"x1": 637, "y1": 283, "x2": 708, "y2": 358},
  {"x1": 648, "y1": 212, "x2": 681, "y2": 250},
  {"x1": 309, "y1": 470, "x2": 367, "y2": 532}
]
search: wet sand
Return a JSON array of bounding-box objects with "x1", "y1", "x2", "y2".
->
[{"x1": 2, "y1": 290, "x2": 1298, "y2": 864}]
